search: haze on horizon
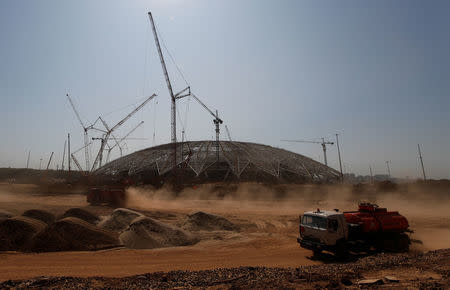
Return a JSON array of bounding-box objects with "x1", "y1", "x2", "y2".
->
[{"x1": 0, "y1": 0, "x2": 449, "y2": 179}]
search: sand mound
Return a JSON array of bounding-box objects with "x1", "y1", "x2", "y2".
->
[
  {"x1": 59, "y1": 208, "x2": 100, "y2": 224},
  {"x1": 119, "y1": 216, "x2": 198, "y2": 249},
  {"x1": 30, "y1": 217, "x2": 120, "y2": 252},
  {"x1": 0, "y1": 216, "x2": 46, "y2": 251},
  {"x1": 98, "y1": 208, "x2": 143, "y2": 231},
  {"x1": 183, "y1": 211, "x2": 238, "y2": 232},
  {"x1": 22, "y1": 209, "x2": 55, "y2": 225}
]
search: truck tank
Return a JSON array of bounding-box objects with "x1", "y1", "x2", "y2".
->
[{"x1": 343, "y1": 203, "x2": 409, "y2": 233}]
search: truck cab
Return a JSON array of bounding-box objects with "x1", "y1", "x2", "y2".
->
[{"x1": 297, "y1": 209, "x2": 348, "y2": 256}]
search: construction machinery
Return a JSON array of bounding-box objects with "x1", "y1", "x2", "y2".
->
[
  {"x1": 281, "y1": 138, "x2": 334, "y2": 166},
  {"x1": 90, "y1": 94, "x2": 156, "y2": 171},
  {"x1": 297, "y1": 203, "x2": 411, "y2": 259},
  {"x1": 86, "y1": 187, "x2": 127, "y2": 207},
  {"x1": 66, "y1": 94, "x2": 93, "y2": 171}
]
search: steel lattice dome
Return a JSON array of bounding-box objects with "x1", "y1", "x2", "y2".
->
[{"x1": 95, "y1": 141, "x2": 341, "y2": 185}]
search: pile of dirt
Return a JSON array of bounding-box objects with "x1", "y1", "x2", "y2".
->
[
  {"x1": 0, "y1": 216, "x2": 46, "y2": 251},
  {"x1": 59, "y1": 208, "x2": 100, "y2": 224},
  {"x1": 0, "y1": 210, "x2": 13, "y2": 222},
  {"x1": 182, "y1": 211, "x2": 238, "y2": 232},
  {"x1": 22, "y1": 209, "x2": 55, "y2": 225},
  {"x1": 99, "y1": 208, "x2": 143, "y2": 231},
  {"x1": 119, "y1": 216, "x2": 198, "y2": 249},
  {"x1": 30, "y1": 217, "x2": 120, "y2": 252}
]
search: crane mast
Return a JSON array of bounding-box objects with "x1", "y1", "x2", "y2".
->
[
  {"x1": 66, "y1": 94, "x2": 91, "y2": 170},
  {"x1": 148, "y1": 12, "x2": 176, "y2": 144}
]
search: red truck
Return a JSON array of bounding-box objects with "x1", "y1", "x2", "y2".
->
[
  {"x1": 86, "y1": 187, "x2": 126, "y2": 207},
  {"x1": 297, "y1": 203, "x2": 411, "y2": 258}
]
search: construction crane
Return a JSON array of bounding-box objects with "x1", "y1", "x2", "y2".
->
[
  {"x1": 46, "y1": 152, "x2": 54, "y2": 170},
  {"x1": 148, "y1": 12, "x2": 194, "y2": 169},
  {"x1": 99, "y1": 120, "x2": 145, "y2": 162},
  {"x1": 91, "y1": 94, "x2": 156, "y2": 171},
  {"x1": 177, "y1": 91, "x2": 223, "y2": 159},
  {"x1": 66, "y1": 94, "x2": 92, "y2": 171},
  {"x1": 281, "y1": 138, "x2": 334, "y2": 166},
  {"x1": 70, "y1": 142, "x2": 92, "y2": 172},
  {"x1": 225, "y1": 125, "x2": 232, "y2": 141}
]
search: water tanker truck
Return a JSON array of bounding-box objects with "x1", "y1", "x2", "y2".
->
[{"x1": 297, "y1": 203, "x2": 411, "y2": 258}]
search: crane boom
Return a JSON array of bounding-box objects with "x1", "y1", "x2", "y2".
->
[
  {"x1": 66, "y1": 94, "x2": 86, "y2": 129},
  {"x1": 225, "y1": 125, "x2": 232, "y2": 141},
  {"x1": 111, "y1": 121, "x2": 144, "y2": 152},
  {"x1": 190, "y1": 93, "x2": 223, "y2": 122},
  {"x1": 110, "y1": 94, "x2": 156, "y2": 132},
  {"x1": 148, "y1": 12, "x2": 176, "y2": 144},
  {"x1": 71, "y1": 154, "x2": 84, "y2": 172},
  {"x1": 91, "y1": 94, "x2": 156, "y2": 171},
  {"x1": 46, "y1": 152, "x2": 54, "y2": 170},
  {"x1": 281, "y1": 139, "x2": 321, "y2": 144},
  {"x1": 281, "y1": 138, "x2": 334, "y2": 166}
]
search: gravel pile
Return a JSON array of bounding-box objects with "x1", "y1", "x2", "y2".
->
[
  {"x1": 59, "y1": 208, "x2": 100, "y2": 225},
  {"x1": 98, "y1": 208, "x2": 143, "y2": 231},
  {"x1": 2, "y1": 249, "x2": 448, "y2": 288},
  {"x1": 22, "y1": 209, "x2": 55, "y2": 225},
  {"x1": 182, "y1": 211, "x2": 239, "y2": 232},
  {"x1": 119, "y1": 216, "x2": 198, "y2": 249},
  {"x1": 30, "y1": 217, "x2": 120, "y2": 252},
  {"x1": 0, "y1": 216, "x2": 46, "y2": 251}
]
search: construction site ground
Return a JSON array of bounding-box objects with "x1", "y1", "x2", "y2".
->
[{"x1": 0, "y1": 182, "x2": 449, "y2": 288}]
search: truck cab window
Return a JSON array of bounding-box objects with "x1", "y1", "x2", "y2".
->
[{"x1": 302, "y1": 215, "x2": 327, "y2": 229}]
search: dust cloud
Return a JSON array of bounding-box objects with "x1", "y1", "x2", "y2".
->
[{"x1": 126, "y1": 182, "x2": 450, "y2": 251}]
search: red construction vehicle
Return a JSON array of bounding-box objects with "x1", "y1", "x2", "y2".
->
[
  {"x1": 297, "y1": 203, "x2": 412, "y2": 258},
  {"x1": 86, "y1": 187, "x2": 126, "y2": 207}
]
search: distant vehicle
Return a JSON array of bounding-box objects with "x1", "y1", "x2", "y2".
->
[
  {"x1": 86, "y1": 187, "x2": 126, "y2": 207},
  {"x1": 297, "y1": 203, "x2": 411, "y2": 258}
]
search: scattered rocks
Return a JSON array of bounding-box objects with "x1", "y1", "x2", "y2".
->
[
  {"x1": 182, "y1": 211, "x2": 238, "y2": 232},
  {"x1": 59, "y1": 208, "x2": 100, "y2": 224},
  {"x1": 0, "y1": 249, "x2": 449, "y2": 288},
  {"x1": 98, "y1": 208, "x2": 143, "y2": 231},
  {"x1": 22, "y1": 209, "x2": 55, "y2": 225},
  {"x1": 120, "y1": 216, "x2": 198, "y2": 249}
]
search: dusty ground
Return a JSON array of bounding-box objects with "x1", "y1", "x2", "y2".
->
[{"x1": 0, "y1": 182, "x2": 449, "y2": 288}]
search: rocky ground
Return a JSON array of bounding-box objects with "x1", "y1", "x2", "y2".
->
[{"x1": 1, "y1": 249, "x2": 448, "y2": 289}]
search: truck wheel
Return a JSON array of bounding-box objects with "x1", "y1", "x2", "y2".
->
[
  {"x1": 335, "y1": 241, "x2": 349, "y2": 260},
  {"x1": 396, "y1": 233, "x2": 410, "y2": 252},
  {"x1": 313, "y1": 249, "x2": 322, "y2": 257}
]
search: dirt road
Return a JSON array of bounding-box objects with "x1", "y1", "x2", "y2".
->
[{"x1": 0, "y1": 182, "x2": 449, "y2": 282}]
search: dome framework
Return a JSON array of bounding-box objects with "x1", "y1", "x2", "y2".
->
[{"x1": 95, "y1": 141, "x2": 341, "y2": 185}]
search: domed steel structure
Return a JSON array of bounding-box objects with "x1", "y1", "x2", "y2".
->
[{"x1": 95, "y1": 141, "x2": 341, "y2": 185}]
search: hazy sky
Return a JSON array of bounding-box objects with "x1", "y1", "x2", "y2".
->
[{"x1": 1, "y1": 0, "x2": 449, "y2": 179}]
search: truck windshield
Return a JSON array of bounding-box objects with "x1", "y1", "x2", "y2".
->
[{"x1": 302, "y1": 215, "x2": 327, "y2": 229}]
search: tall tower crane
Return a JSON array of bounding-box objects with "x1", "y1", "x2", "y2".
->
[
  {"x1": 66, "y1": 94, "x2": 92, "y2": 171},
  {"x1": 281, "y1": 138, "x2": 334, "y2": 166},
  {"x1": 91, "y1": 94, "x2": 156, "y2": 171},
  {"x1": 148, "y1": 12, "x2": 194, "y2": 168}
]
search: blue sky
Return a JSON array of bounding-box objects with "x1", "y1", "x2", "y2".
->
[{"x1": 0, "y1": 0, "x2": 449, "y2": 179}]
